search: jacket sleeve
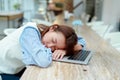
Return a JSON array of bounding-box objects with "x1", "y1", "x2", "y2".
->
[
  {"x1": 19, "y1": 26, "x2": 52, "y2": 68},
  {"x1": 77, "y1": 36, "x2": 86, "y2": 49}
]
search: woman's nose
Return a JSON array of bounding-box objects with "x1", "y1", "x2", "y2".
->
[
  {"x1": 47, "y1": 43, "x2": 56, "y2": 50},
  {"x1": 47, "y1": 43, "x2": 55, "y2": 47}
]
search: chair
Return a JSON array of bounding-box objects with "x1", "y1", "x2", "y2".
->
[
  {"x1": 87, "y1": 22, "x2": 109, "y2": 37},
  {"x1": 87, "y1": 21, "x2": 114, "y2": 37},
  {"x1": 91, "y1": 25, "x2": 109, "y2": 37},
  {"x1": 104, "y1": 32, "x2": 120, "y2": 45},
  {"x1": 80, "y1": 13, "x2": 90, "y2": 24},
  {"x1": 104, "y1": 32, "x2": 120, "y2": 52},
  {"x1": 91, "y1": 16, "x2": 97, "y2": 22},
  {"x1": 116, "y1": 47, "x2": 120, "y2": 52},
  {"x1": 87, "y1": 21, "x2": 104, "y2": 27}
]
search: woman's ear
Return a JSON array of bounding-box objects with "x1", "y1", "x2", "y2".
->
[{"x1": 49, "y1": 25, "x2": 58, "y2": 31}]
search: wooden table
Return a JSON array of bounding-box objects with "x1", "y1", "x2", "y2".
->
[
  {"x1": 0, "y1": 11, "x2": 23, "y2": 28},
  {"x1": 20, "y1": 14, "x2": 120, "y2": 80}
]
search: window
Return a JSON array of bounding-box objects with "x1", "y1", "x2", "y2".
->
[
  {"x1": 0, "y1": 0, "x2": 22, "y2": 11},
  {"x1": 0, "y1": 0, "x2": 4, "y2": 11}
]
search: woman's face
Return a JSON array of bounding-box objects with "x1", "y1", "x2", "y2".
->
[{"x1": 42, "y1": 29, "x2": 66, "y2": 51}]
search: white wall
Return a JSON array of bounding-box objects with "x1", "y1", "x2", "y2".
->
[{"x1": 102, "y1": 0, "x2": 120, "y2": 31}]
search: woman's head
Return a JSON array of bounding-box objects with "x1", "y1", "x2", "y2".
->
[{"x1": 37, "y1": 24, "x2": 78, "y2": 55}]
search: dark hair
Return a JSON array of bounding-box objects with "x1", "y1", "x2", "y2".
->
[{"x1": 37, "y1": 24, "x2": 78, "y2": 56}]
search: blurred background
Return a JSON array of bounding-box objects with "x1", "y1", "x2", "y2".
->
[{"x1": 0, "y1": 0, "x2": 120, "y2": 40}]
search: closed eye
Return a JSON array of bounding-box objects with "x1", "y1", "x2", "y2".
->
[{"x1": 52, "y1": 38, "x2": 57, "y2": 44}]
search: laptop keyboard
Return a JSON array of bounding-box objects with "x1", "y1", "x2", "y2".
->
[
  {"x1": 68, "y1": 50, "x2": 91, "y2": 61},
  {"x1": 55, "y1": 50, "x2": 93, "y2": 65}
]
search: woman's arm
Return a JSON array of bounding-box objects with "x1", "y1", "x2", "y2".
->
[{"x1": 19, "y1": 27, "x2": 52, "y2": 68}]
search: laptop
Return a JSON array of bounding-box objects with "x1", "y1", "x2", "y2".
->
[{"x1": 54, "y1": 50, "x2": 93, "y2": 65}]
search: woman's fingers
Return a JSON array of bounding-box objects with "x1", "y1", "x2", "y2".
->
[
  {"x1": 59, "y1": 53, "x2": 65, "y2": 59},
  {"x1": 52, "y1": 50, "x2": 66, "y2": 60}
]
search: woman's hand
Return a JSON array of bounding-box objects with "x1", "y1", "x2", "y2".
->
[{"x1": 52, "y1": 50, "x2": 66, "y2": 60}]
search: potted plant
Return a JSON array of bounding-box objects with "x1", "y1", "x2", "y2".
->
[{"x1": 13, "y1": 3, "x2": 21, "y2": 10}]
